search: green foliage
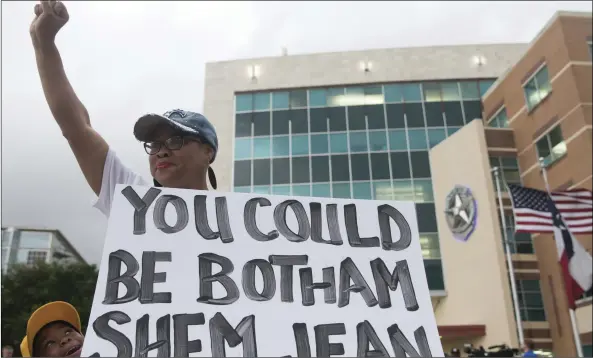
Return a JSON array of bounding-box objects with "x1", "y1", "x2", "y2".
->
[{"x1": 1, "y1": 261, "x2": 98, "y2": 355}]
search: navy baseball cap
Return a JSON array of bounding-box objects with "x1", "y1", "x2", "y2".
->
[{"x1": 134, "y1": 109, "x2": 218, "y2": 189}]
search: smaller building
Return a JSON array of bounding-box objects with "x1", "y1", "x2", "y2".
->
[{"x1": 1, "y1": 227, "x2": 86, "y2": 274}]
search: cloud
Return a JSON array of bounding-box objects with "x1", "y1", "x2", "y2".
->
[{"x1": 2, "y1": 1, "x2": 591, "y2": 263}]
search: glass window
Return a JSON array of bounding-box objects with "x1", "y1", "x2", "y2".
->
[
  {"x1": 384, "y1": 84, "x2": 403, "y2": 103},
  {"x1": 253, "y1": 112, "x2": 271, "y2": 136},
  {"x1": 312, "y1": 156, "x2": 330, "y2": 182},
  {"x1": 311, "y1": 134, "x2": 329, "y2": 154},
  {"x1": 272, "y1": 110, "x2": 290, "y2": 135},
  {"x1": 371, "y1": 153, "x2": 390, "y2": 180},
  {"x1": 234, "y1": 186, "x2": 251, "y2": 193},
  {"x1": 253, "y1": 186, "x2": 270, "y2": 194},
  {"x1": 405, "y1": 103, "x2": 425, "y2": 128},
  {"x1": 390, "y1": 152, "x2": 411, "y2": 179},
  {"x1": 272, "y1": 158, "x2": 290, "y2": 184},
  {"x1": 345, "y1": 87, "x2": 365, "y2": 106},
  {"x1": 537, "y1": 125, "x2": 566, "y2": 167},
  {"x1": 348, "y1": 105, "x2": 366, "y2": 131},
  {"x1": 309, "y1": 89, "x2": 327, "y2": 107},
  {"x1": 351, "y1": 154, "x2": 370, "y2": 181},
  {"x1": 234, "y1": 138, "x2": 251, "y2": 160},
  {"x1": 333, "y1": 183, "x2": 351, "y2": 199},
  {"x1": 253, "y1": 159, "x2": 271, "y2": 185},
  {"x1": 373, "y1": 181, "x2": 393, "y2": 200},
  {"x1": 422, "y1": 82, "x2": 441, "y2": 102},
  {"x1": 367, "y1": 105, "x2": 386, "y2": 129},
  {"x1": 327, "y1": 88, "x2": 345, "y2": 107},
  {"x1": 488, "y1": 108, "x2": 509, "y2": 128},
  {"x1": 393, "y1": 180, "x2": 414, "y2": 201},
  {"x1": 18, "y1": 232, "x2": 51, "y2": 249},
  {"x1": 389, "y1": 130, "x2": 408, "y2": 151},
  {"x1": 236, "y1": 94, "x2": 253, "y2": 112},
  {"x1": 310, "y1": 108, "x2": 329, "y2": 133},
  {"x1": 460, "y1": 81, "x2": 480, "y2": 100},
  {"x1": 254, "y1": 92, "x2": 270, "y2": 111},
  {"x1": 253, "y1": 137, "x2": 271, "y2": 158},
  {"x1": 234, "y1": 160, "x2": 251, "y2": 187},
  {"x1": 424, "y1": 259, "x2": 445, "y2": 290},
  {"x1": 330, "y1": 133, "x2": 348, "y2": 153},
  {"x1": 331, "y1": 155, "x2": 350, "y2": 181},
  {"x1": 328, "y1": 107, "x2": 347, "y2": 131},
  {"x1": 312, "y1": 183, "x2": 331, "y2": 198},
  {"x1": 290, "y1": 90, "x2": 308, "y2": 108},
  {"x1": 463, "y1": 100, "x2": 482, "y2": 123},
  {"x1": 369, "y1": 131, "x2": 388, "y2": 151},
  {"x1": 447, "y1": 126, "x2": 461, "y2": 136},
  {"x1": 427, "y1": 128, "x2": 447, "y2": 148},
  {"x1": 349, "y1": 132, "x2": 368, "y2": 152},
  {"x1": 235, "y1": 113, "x2": 252, "y2": 137},
  {"x1": 272, "y1": 185, "x2": 291, "y2": 195},
  {"x1": 411, "y1": 151, "x2": 431, "y2": 178},
  {"x1": 408, "y1": 129, "x2": 428, "y2": 150},
  {"x1": 416, "y1": 203, "x2": 437, "y2": 232},
  {"x1": 364, "y1": 86, "x2": 384, "y2": 105},
  {"x1": 291, "y1": 109, "x2": 308, "y2": 134},
  {"x1": 272, "y1": 136, "x2": 290, "y2": 157},
  {"x1": 441, "y1": 82, "x2": 461, "y2": 101},
  {"x1": 443, "y1": 101, "x2": 464, "y2": 126},
  {"x1": 424, "y1": 102, "x2": 445, "y2": 127},
  {"x1": 516, "y1": 279, "x2": 547, "y2": 322},
  {"x1": 501, "y1": 157, "x2": 519, "y2": 168},
  {"x1": 402, "y1": 83, "x2": 422, "y2": 102},
  {"x1": 479, "y1": 79, "x2": 496, "y2": 97},
  {"x1": 419, "y1": 233, "x2": 440, "y2": 259},
  {"x1": 524, "y1": 65, "x2": 551, "y2": 110},
  {"x1": 272, "y1": 91, "x2": 289, "y2": 110},
  {"x1": 292, "y1": 157, "x2": 310, "y2": 183},
  {"x1": 293, "y1": 184, "x2": 311, "y2": 197},
  {"x1": 414, "y1": 179, "x2": 434, "y2": 203},
  {"x1": 353, "y1": 182, "x2": 372, "y2": 199},
  {"x1": 386, "y1": 103, "x2": 405, "y2": 129},
  {"x1": 292, "y1": 135, "x2": 309, "y2": 156}
]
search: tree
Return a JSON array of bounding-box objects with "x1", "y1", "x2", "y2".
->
[{"x1": 1, "y1": 261, "x2": 98, "y2": 355}]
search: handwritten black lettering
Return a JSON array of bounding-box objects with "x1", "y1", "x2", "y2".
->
[
  {"x1": 269, "y1": 255, "x2": 309, "y2": 302},
  {"x1": 377, "y1": 204, "x2": 411, "y2": 251},
  {"x1": 310, "y1": 203, "x2": 343, "y2": 246},
  {"x1": 299, "y1": 267, "x2": 336, "y2": 306},
  {"x1": 344, "y1": 204, "x2": 380, "y2": 248},
  {"x1": 244, "y1": 198, "x2": 279, "y2": 241},
  {"x1": 153, "y1": 195, "x2": 189, "y2": 234},
  {"x1": 140, "y1": 252, "x2": 172, "y2": 304},
  {"x1": 243, "y1": 259, "x2": 276, "y2": 301},
  {"x1": 314, "y1": 323, "x2": 346, "y2": 357},
  {"x1": 121, "y1": 186, "x2": 161, "y2": 235},
  {"x1": 173, "y1": 313, "x2": 205, "y2": 356},
  {"x1": 197, "y1": 253, "x2": 240, "y2": 305},
  {"x1": 209, "y1": 313, "x2": 257, "y2": 357},
  {"x1": 135, "y1": 314, "x2": 170, "y2": 357},
  {"x1": 338, "y1": 258, "x2": 378, "y2": 308},
  {"x1": 92, "y1": 311, "x2": 132, "y2": 357},
  {"x1": 194, "y1": 196, "x2": 234, "y2": 243},
  {"x1": 356, "y1": 320, "x2": 389, "y2": 357},
  {"x1": 274, "y1": 200, "x2": 311, "y2": 242},
  {"x1": 371, "y1": 258, "x2": 418, "y2": 311},
  {"x1": 388, "y1": 324, "x2": 432, "y2": 358},
  {"x1": 103, "y1": 250, "x2": 140, "y2": 305}
]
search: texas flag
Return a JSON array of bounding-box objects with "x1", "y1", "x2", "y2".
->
[{"x1": 548, "y1": 197, "x2": 593, "y2": 309}]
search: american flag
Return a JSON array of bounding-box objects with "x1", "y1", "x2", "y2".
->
[{"x1": 507, "y1": 184, "x2": 593, "y2": 234}]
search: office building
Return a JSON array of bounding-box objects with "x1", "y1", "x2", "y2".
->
[
  {"x1": 1, "y1": 227, "x2": 86, "y2": 274},
  {"x1": 203, "y1": 10, "x2": 591, "y2": 356},
  {"x1": 482, "y1": 11, "x2": 592, "y2": 357}
]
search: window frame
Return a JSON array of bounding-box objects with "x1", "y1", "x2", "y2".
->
[
  {"x1": 535, "y1": 125, "x2": 566, "y2": 168},
  {"x1": 522, "y1": 64, "x2": 551, "y2": 111},
  {"x1": 487, "y1": 106, "x2": 509, "y2": 128}
]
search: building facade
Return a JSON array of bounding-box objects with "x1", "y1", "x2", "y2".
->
[
  {"x1": 482, "y1": 11, "x2": 592, "y2": 357},
  {"x1": 203, "y1": 12, "x2": 589, "y2": 355},
  {"x1": 1, "y1": 227, "x2": 86, "y2": 274}
]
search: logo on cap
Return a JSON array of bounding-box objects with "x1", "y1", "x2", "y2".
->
[{"x1": 164, "y1": 109, "x2": 187, "y2": 119}]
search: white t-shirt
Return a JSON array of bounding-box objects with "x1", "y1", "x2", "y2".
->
[{"x1": 93, "y1": 148, "x2": 150, "y2": 217}]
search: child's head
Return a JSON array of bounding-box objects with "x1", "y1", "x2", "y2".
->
[{"x1": 20, "y1": 302, "x2": 84, "y2": 357}]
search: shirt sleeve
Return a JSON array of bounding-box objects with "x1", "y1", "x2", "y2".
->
[{"x1": 93, "y1": 148, "x2": 150, "y2": 217}]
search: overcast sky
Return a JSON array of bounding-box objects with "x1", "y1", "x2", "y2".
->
[{"x1": 2, "y1": 1, "x2": 591, "y2": 264}]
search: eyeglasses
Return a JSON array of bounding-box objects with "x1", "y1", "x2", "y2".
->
[{"x1": 143, "y1": 136, "x2": 201, "y2": 155}]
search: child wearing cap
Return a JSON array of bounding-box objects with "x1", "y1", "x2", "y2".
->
[{"x1": 20, "y1": 302, "x2": 84, "y2": 357}]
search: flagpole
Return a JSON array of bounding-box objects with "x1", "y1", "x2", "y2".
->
[
  {"x1": 538, "y1": 157, "x2": 584, "y2": 357},
  {"x1": 492, "y1": 166, "x2": 525, "y2": 348}
]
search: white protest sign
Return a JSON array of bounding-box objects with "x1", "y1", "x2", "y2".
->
[{"x1": 82, "y1": 184, "x2": 444, "y2": 357}]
